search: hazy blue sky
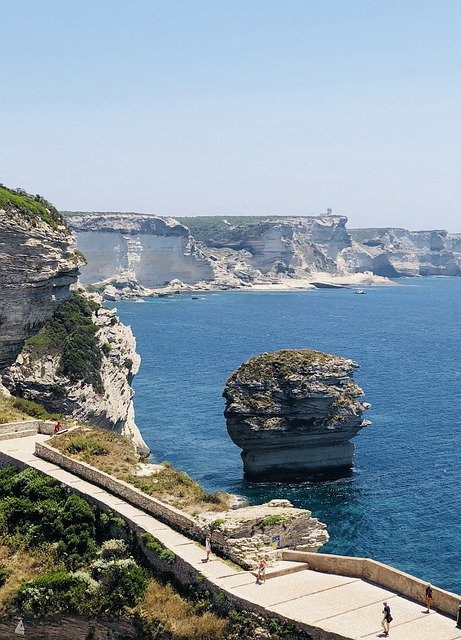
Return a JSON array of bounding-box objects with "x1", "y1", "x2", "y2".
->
[{"x1": 1, "y1": 0, "x2": 460, "y2": 229}]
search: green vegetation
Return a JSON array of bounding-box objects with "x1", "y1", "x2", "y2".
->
[
  {"x1": 24, "y1": 292, "x2": 103, "y2": 394},
  {"x1": 142, "y1": 533, "x2": 176, "y2": 564},
  {"x1": 176, "y1": 215, "x2": 285, "y2": 245},
  {"x1": 50, "y1": 427, "x2": 231, "y2": 513},
  {"x1": 210, "y1": 518, "x2": 226, "y2": 531},
  {"x1": 0, "y1": 394, "x2": 63, "y2": 424},
  {"x1": 0, "y1": 185, "x2": 65, "y2": 230},
  {"x1": 260, "y1": 514, "x2": 285, "y2": 527},
  {"x1": 0, "y1": 467, "x2": 306, "y2": 638},
  {"x1": 228, "y1": 349, "x2": 333, "y2": 385}
]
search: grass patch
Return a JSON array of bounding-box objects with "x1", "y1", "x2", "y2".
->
[
  {"x1": 49, "y1": 427, "x2": 231, "y2": 514},
  {"x1": 227, "y1": 349, "x2": 334, "y2": 385},
  {"x1": 0, "y1": 185, "x2": 64, "y2": 230},
  {"x1": 24, "y1": 292, "x2": 103, "y2": 394},
  {"x1": 0, "y1": 394, "x2": 63, "y2": 424},
  {"x1": 260, "y1": 515, "x2": 285, "y2": 527},
  {"x1": 176, "y1": 215, "x2": 283, "y2": 245}
]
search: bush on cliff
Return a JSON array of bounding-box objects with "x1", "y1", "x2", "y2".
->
[
  {"x1": 0, "y1": 185, "x2": 64, "y2": 230},
  {"x1": 24, "y1": 292, "x2": 104, "y2": 394}
]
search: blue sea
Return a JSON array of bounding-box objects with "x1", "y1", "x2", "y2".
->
[{"x1": 115, "y1": 277, "x2": 461, "y2": 594}]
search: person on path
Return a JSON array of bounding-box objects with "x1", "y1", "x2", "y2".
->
[
  {"x1": 381, "y1": 601, "x2": 392, "y2": 636},
  {"x1": 424, "y1": 584, "x2": 433, "y2": 613},
  {"x1": 256, "y1": 558, "x2": 266, "y2": 584},
  {"x1": 205, "y1": 532, "x2": 212, "y2": 562}
]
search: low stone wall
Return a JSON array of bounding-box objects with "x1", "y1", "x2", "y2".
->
[
  {"x1": 35, "y1": 441, "x2": 205, "y2": 540},
  {"x1": 0, "y1": 419, "x2": 40, "y2": 439},
  {"x1": 283, "y1": 550, "x2": 461, "y2": 618},
  {"x1": 0, "y1": 614, "x2": 140, "y2": 640}
]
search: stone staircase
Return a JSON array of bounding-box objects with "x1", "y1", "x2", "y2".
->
[{"x1": 251, "y1": 559, "x2": 309, "y2": 581}]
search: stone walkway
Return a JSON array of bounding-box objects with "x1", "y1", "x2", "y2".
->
[{"x1": 0, "y1": 435, "x2": 459, "y2": 640}]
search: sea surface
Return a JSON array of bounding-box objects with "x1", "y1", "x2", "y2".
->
[{"x1": 115, "y1": 277, "x2": 461, "y2": 594}]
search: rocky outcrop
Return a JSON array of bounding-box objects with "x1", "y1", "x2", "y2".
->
[
  {"x1": 347, "y1": 228, "x2": 461, "y2": 277},
  {"x1": 69, "y1": 213, "x2": 214, "y2": 287},
  {"x1": 3, "y1": 294, "x2": 148, "y2": 455},
  {"x1": 68, "y1": 212, "x2": 461, "y2": 293},
  {"x1": 0, "y1": 191, "x2": 82, "y2": 372},
  {"x1": 223, "y1": 349, "x2": 370, "y2": 480},
  {"x1": 198, "y1": 498, "x2": 328, "y2": 568}
]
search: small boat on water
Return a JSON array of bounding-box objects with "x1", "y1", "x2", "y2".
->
[{"x1": 354, "y1": 289, "x2": 366, "y2": 294}]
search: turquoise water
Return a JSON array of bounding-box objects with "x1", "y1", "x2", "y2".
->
[{"x1": 116, "y1": 278, "x2": 461, "y2": 594}]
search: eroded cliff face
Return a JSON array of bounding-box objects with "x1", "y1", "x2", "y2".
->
[
  {"x1": 70, "y1": 213, "x2": 214, "y2": 287},
  {"x1": 66, "y1": 212, "x2": 461, "y2": 292},
  {"x1": 3, "y1": 294, "x2": 148, "y2": 454},
  {"x1": 346, "y1": 228, "x2": 461, "y2": 277},
  {"x1": 0, "y1": 189, "x2": 148, "y2": 453},
  {"x1": 0, "y1": 191, "x2": 81, "y2": 372},
  {"x1": 223, "y1": 349, "x2": 370, "y2": 480}
]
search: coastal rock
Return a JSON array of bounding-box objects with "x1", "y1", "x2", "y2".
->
[
  {"x1": 0, "y1": 193, "x2": 82, "y2": 372},
  {"x1": 3, "y1": 294, "x2": 148, "y2": 455},
  {"x1": 223, "y1": 349, "x2": 370, "y2": 480},
  {"x1": 199, "y1": 499, "x2": 329, "y2": 568},
  {"x1": 346, "y1": 228, "x2": 461, "y2": 277},
  {"x1": 69, "y1": 213, "x2": 215, "y2": 287}
]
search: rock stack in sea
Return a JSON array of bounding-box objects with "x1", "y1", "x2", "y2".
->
[{"x1": 223, "y1": 349, "x2": 370, "y2": 480}]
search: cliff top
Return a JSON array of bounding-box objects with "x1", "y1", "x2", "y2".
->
[
  {"x1": 0, "y1": 185, "x2": 65, "y2": 230},
  {"x1": 226, "y1": 349, "x2": 354, "y2": 385}
]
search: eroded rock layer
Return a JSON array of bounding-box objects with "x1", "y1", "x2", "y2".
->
[
  {"x1": 0, "y1": 194, "x2": 81, "y2": 372},
  {"x1": 70, "y1": 213, "x2": 214, "y2": 287},
  {"x1": 223, "y1": 349, "x2": 370, "y2": 480},
  {"x1": 3, "y1": 295, "x2": 148, "y2": 455}
]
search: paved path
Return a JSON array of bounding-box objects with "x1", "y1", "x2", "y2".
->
[{"x1": 0, "y1": 435, "x2": 459, "y2": 640}]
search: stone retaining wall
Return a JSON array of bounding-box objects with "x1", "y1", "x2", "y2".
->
[
  {"x1": 35, "y1": 441, "x2": 205, "y2": 539},
  {"x1": 0, "y1": 419, "x2": 40, "y2": 436},
  {"x1": 283, "y1": 550, "x2": 461, "y2": 618},
  {"x1": 0, "y1": 614, "x2": 140, "y2": 640}
]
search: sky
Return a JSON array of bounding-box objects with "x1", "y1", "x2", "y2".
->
[{"x1": 1, "y1": 0, "x2": 460, "y2": 230}]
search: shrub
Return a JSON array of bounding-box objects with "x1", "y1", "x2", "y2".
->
[
  {"x1": 101, "y1": 342, "x2": 112, "y2": 355},
  {"x1": 10, "y1": 396, "x2": 62, "y2": 422},
  {"x1": 64, "y1": 435, "x2": 109, "y2": 457},
  {"x1": 260, "y1": 515, "x2": 285, "y2": 527},
  {"x1": 142, "y1": 533, "x2": 176, "y2": 564},
  {"x1": 12, "y1": 570, "x2": 90, "y2": 617},
  {"x1": 210, "y1": 518, "x2": 226, "y2": 531},
  {"x1": 0, "y1": 565, "x2": 10, "y2": 587},
  {"x1": 98, "y1": 539, "x2": 128, "y2": 561},
  {"x1": 24, "y1": 292, "x2": 103, "y2": 394},
  {"x1": 96, "y1": 559, "x2": 148, "y2": 614}
]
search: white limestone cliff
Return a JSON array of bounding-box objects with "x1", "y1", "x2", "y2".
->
[
  {"x1": 0, "y1": 202, "x2": 82, "y2": 371},
  {"x1": 3, "y1": 295, "x2": 148, "y2": 455},
  {"x1": 70, "y1": 213, "x2": 214, "y2": 287}
]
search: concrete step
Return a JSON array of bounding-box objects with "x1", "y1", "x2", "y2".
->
[
  {"x1": 252, "y1": 560, "x2": 309, "y2": 581},
  {"x1": 0, "y1": 428, "x2": 38, "y2": 441}
]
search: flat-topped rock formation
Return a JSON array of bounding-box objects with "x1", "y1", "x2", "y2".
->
[
  {"x1": 66, "y1": 213, "x2": 461, "y2": 295},
  {"x1": 68, "y1": 213, "x2": 214, "y2": 287},
  {"x1": 223, "y1": 349, "x2": 370, "y2": 480}
]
